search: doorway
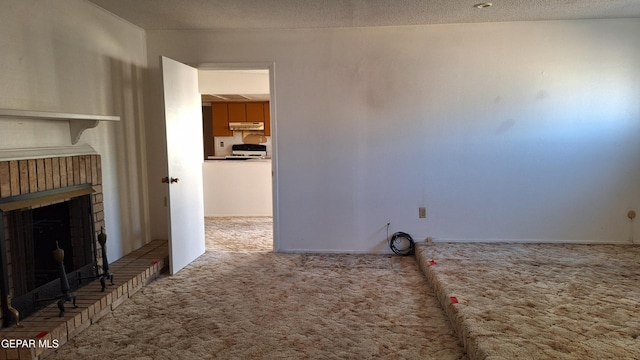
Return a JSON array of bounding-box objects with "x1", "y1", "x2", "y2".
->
[{"x1": 197, "y1": 65, "x2": 276, "y2": 252}]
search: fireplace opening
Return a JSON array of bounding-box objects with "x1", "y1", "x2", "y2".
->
[
  {"x1": 29, "y1": 202, "x2": 74, "y2": 291},
  {"x1": 2, "y1": 190, "x2": 97, "y2": 324}
]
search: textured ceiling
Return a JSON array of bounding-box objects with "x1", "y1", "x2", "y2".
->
[{"x1": 87, "y1": 0, "x2": 640, "y2": 30}]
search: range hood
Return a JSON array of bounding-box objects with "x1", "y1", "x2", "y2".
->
[{"x1": 229, "y1": 122, "x2": 264, "y2": 131}]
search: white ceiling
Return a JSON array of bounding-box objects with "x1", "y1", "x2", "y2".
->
[{"x1": 87, "y1": 0, "x2": 640, "y2": 31}]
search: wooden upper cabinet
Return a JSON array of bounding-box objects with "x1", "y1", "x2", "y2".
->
[
  {"x1": 246, "y1": 103, "x2": 265, "y2": 122},
  {"x1": 263, "y1": 102, "x2": 270, "y2": 136},
  {"x1": 228, "y1": 103, "x2": 247, "y2": 122},
  {"x1": 209, "y1": 101, "x2": 270, "y2": 136},
  {"x1": 211, "y1": 103, "x2": 232, "y2": 136}
]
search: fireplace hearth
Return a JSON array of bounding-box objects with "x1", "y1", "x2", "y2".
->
[
  {"x1": 0, "y1": 151, "x2": 168, "y2": 360},
  {"x1": 0, "y1": 155, "x2": 105, "y2": 327}
]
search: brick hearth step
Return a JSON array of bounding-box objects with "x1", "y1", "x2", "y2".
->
[{"x1": 0, "y1": 239, "x2": 168, "y2": 360}]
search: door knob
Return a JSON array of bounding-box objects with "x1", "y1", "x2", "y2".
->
[{"x1": 161, "y1": 177, "x2": 180, "y2": 184}]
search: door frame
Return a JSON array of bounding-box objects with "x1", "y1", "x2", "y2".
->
[{"x1": 196, "y1": 62, "x2": 279, "y2": 251}]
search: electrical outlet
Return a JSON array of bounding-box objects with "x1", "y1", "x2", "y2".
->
[{"x1": 419, "y1": 207, "x2": 426, "y2": 218}]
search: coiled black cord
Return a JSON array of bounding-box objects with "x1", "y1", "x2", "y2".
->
[{"x1": 386, "y1": 223, "x2": 415, "y2": 256}]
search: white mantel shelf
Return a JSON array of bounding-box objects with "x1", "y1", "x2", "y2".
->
[{"x1": 0, "y1": 108, "x2": 120, "y2": 144}]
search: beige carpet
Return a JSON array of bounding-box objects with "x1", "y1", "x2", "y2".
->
[
  {"x1": 415, "y1": 242, "x2": 640, "y2": 360},
  {"x1": 47, "y1": 217, "x2": 466, "y2": 359}
]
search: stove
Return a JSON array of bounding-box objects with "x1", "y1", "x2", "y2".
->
[{"x1": 226, "y1": 144, "x2": 267, "y2": 159}]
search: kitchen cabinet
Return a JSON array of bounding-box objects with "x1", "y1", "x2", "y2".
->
[
  {"x1": 202, "y1": 106, "x2": 215, "y2": 158},
  {"x1": 263, "y1": 102, "x2": 271, "y2": 136},
  {"x1": 211, "y1": 101, "x2": 270, "y2": 136},
  {"x1": 246, "y1": 103, "x2": 265, "y2": 122},
  {"x1": 212, "y1": 103, "x2": 232, "y2": 136},
  {"x1": 228, "y1": 103, "x2": 247, "y2": 122}
]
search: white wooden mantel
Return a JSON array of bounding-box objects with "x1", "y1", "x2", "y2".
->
[{"x1": 0, "y1": 108, "x2": 120, "y2": 145}]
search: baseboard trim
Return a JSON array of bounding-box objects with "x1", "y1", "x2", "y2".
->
[{"x1": 431, "y1": 238, "x2": 635, "y2": 245}]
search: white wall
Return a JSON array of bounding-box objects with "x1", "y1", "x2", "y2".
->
[
  {"x1": 0, "y1": 0, "x2": 150, "y2": 260},
  {"x1": 146, "y1": 19, "x2": 640, "y2": 252},
  {"x1": 203, "y1": 160, "x2": 273, "y2": 216}
]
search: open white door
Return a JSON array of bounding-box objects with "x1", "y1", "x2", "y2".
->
[{"x1": 161, "y1": 56, "x2": 206, "y2": 274}]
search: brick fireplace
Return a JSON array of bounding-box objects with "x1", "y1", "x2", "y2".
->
[
  {"x1": 0, "y1": 155, "x2": 105, "y2": 327},
  {"x1": 0, "y1": 150, "x2": 168, "y2": 360}
]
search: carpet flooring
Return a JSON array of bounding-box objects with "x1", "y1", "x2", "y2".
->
[
  {"x1": 415, "y1": 242, "x2": 640, "y2": 360},
  {"x1": 47, "y1": 217, "x2": 466, "y2": 359}
]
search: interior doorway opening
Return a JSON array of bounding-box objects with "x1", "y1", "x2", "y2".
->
[{"x1": 197, "y1": 66, "x2": 276, "y2": 252}]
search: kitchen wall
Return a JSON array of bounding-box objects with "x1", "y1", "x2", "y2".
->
[
  {"x1": 0, "y1": 0, "x2": 149, "y2": 260},
  {"x1": 210, "y1": 132, "x2": 272, "y2": 157},
  {"x1": 145, "y1": 19, "x2": 640, "y2": 252}
]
